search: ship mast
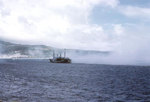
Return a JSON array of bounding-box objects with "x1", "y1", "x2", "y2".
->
[
  {"x1": 64, "y1": 49, "x2": 66, "y2": 58},
  {"x1": 60, "y1": 53, "x2": 62, "y2": 58},
  {"x1": 53, "y1": 50, "x2": 55, "y2": 60}
]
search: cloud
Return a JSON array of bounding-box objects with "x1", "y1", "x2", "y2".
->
[
  {"x1": 0, "y1": 0, "x2": 120, "y2": 51},
  {"x1": 119, "y1": 6, "x2": 150, "y2": 19},
  {"x1": 113, "y1": 24, "x2": 124, "y2": 36},
  {"x1": 1, "y1": 0, "x2": 150, "y2": 65}
]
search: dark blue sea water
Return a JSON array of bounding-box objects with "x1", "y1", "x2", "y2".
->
[{"x1": 0, "y1": 59, "x2": 150, "y2": 102}]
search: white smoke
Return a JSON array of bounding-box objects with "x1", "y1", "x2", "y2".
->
[{"x1": 0, "y1": 0, "x2": 150, "y2": 65}]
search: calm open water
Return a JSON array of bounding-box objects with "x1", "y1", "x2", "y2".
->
[{"x1": 0, "y1": 59, "x2": 150, "y2": 102}]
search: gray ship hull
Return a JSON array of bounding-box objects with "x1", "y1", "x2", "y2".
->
[{"x1": 49, "y1": 58, "x2": 71, "y2": 63}]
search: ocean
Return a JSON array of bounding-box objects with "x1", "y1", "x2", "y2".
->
[{"x1": 0, "y1": 59, "x2": 150, "y2": 102}]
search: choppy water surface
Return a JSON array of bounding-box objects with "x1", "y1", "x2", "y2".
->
[{"x1": 0, "y1": 59, "x2": 150, "y2": 102}]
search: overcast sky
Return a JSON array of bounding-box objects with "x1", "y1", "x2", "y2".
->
[{"x1": 0, "y1": 0, "x2": 150, "y2": 51}]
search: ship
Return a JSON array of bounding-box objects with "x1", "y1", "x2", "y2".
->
[{"x1": 49, "y1": 49, "x2": 71, "y2": 63}]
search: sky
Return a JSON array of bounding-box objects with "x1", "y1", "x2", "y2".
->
[{"x1": 0, "y1": 0, "x2": 150, "y2": 52}]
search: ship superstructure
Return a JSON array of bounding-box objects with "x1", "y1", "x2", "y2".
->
[{"x1": 49, "y1": 49, "x2": 71, "y2": 63}]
